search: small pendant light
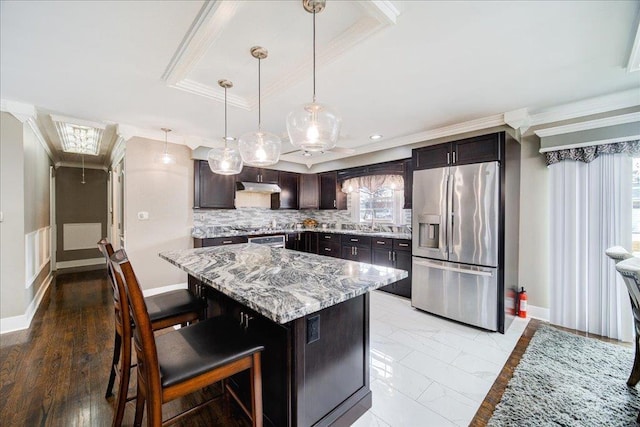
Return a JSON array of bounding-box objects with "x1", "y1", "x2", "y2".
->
[
  {"x1": 160, "y1": 127, "x2": 175, "y2": 164},
  {"x1": 208, "y1": 80, "x2": 243, "y2": 175},
  {"x1": 286, "y1": 0, "x2": 341, "y2": 153},
  {"x1": 239, "y1": 46, "x2": 281, "y2": 166}
]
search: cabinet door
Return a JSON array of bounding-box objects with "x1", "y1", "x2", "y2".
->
[
  {"x1": 319, "y1": 171, "x2": 346, "y2": 210},
  {"x1": 354, "y1": 246, "x2": 371, "y2": 263},
  {"x1": 236, "y1": 166, "x2": 260, "y2": 182},
  {"x1": 452, "y1": 133, "x2": 501, "y2": 165},
  {"x1": 403, "y1": 158, "x2": 413, "y2": 209},
  {"x1": 194, "y1": 160, "x2": 236, "y2": 209},
  {"x1": 342, "y1": 246, "x2": 357, "y2": 261},
  {"x1": 285, "y1": 233, "x2": 298, "y2": 250},
  {"x1": 272, "y1": 171, "x2": 299, "y2": 209},
  {"x1": 260, "y1": 168, "x2": 279, "y2": 184},
  {"x1": 372, "y1": 247, "x2": 394, "y2": 268},
  {"x1": 412, "y1": 144, "x2": 451, "y2": 170},
  {"x1": 299, "y1": 174, "x2": 319, "y2": 209},
  {"x1": 394, "y1": 250, "x2": 412, "y2": 298}
]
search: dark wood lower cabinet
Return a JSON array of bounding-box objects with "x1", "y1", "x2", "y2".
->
[{"x1": 189, "y1": 279, "x2": 371, "y2": 427}]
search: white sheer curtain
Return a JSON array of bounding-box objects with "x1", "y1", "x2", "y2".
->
[{"x1": 550, "y1": 153, "x2": 633, "y2": 341}]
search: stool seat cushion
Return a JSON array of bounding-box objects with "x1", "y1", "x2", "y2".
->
[
  {"x1": 146, "y1": 290, "x2": 203, "y2": 324},
  {"x1": 156, "y1": 316, "x2": 264, "y2": 388}
]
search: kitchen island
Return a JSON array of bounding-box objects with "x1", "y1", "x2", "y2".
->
[{"x1": 160, "y1": 244, "x2": 407, "y2": 427}]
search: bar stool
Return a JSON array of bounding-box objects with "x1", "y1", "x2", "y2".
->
[
  {"x1": 613, "y1": 255, "x2": 640, "y2": 423},
  {"x1": 110, "y1": 248, "x2": 264, "y2": 427},
  {"x1": 98, "y1": 239, "x2": 205, "y2": 427}
]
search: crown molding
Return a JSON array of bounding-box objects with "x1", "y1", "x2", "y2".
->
[
  {"x1": 49, "y1": 114, "x2": 106, "y2": 129},
  {"x1": 627, "y1": 19, "x2": 640, "y2": 73},
  {"x1": 162, "y1": 0, "x2": 399, "y2": 110},
  {"x1": 110, "y1": 136, "x2": 126, "y2": 166},
  {"x1": 0, "y1": 99, "x2": 36, "y2": 122},
  {"x1": 161, "y1": 0, "x2": 239, "y2": 85},
  {"x1": 54, "y1": 161, "x2": 108, "y2": 171},
  {"x1": 529, "y1": 89, "x2": 640, "y2": 127},
  {"x1": 538, "y1": 135, "x2": 640, "y2": 153},
  {"x1": 534, "y1": 111, "x2": 640, "y2": 138}
]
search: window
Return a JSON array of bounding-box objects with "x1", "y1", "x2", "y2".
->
[{"x1": 343, "y1": 174, "x2": 405, "y2": 225}]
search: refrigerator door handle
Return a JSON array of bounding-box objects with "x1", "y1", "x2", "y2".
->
[
  {"x1": 412, "y1": 259, "x2": 494, "y2": 277},
  {"x1": 447, "y1": 172, "x2": 454, "y2": 256}
]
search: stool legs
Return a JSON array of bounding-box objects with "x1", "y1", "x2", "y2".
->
[
  {"x1": 105, "y1": 331, "x2": 122, "y2": 398},
  {"x1": 628, "y1": 330, "x2": 640, "y2": 387},
  {"x1": 250, "y1": 353, "x2": 263, "y2": 427},
  {"x1": 112, "y1": 330, "x2": 132, "y2": 427}
]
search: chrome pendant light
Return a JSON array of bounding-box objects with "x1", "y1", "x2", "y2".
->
[
  {"x1": 239, "y1": 46, "x2": 281, "y2": 166},
  {"x1": 208, "y1": 80, "x2": 243, "y2": 175},
  {"x1": 286, "y1": 0, "x2": 341, "y2": 153},
  {"x1": 160, "y1": 127, "x2": 175, "y2": 165}
]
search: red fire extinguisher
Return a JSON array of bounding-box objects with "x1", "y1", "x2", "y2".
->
[{"x1": 518, "y1": 287, "x2": 528, "y2": 318}]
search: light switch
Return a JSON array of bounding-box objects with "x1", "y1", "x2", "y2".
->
[{"x1": 137, "y1": 211, "x2": 149, "y2": 221}]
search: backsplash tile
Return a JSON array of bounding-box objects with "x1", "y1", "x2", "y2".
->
[{"x1": 193, "y1": 193, "x2": 411, "y2": 235}]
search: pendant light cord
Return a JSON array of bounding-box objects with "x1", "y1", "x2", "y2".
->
[
  {"x1": 258, "y1": 57, "x2": 262, "y2": 131},
  {"x1": 224, "y1": 86, "x2": 228, "y2": 148},
  {"x1": 312, "y1": 8, "x2": 316, "y2": 103}
]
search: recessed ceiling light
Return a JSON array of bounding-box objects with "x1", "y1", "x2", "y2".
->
[
  {"x1": 224, "y1": 136, "x2": 236, "y2": 141},
  {"x1": 369, "y1": 134, "x2": 383, "y2": 140},
  {"x1": 51, "y1": 115, "x2": 104, "y2": 155}
]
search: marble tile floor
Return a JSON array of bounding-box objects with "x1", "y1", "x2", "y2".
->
[{"x1": 353, "y1": 290, "x2": 530, "y2": 427}]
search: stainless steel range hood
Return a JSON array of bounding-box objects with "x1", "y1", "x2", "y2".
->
[{"x1": 236, "y1": 182, "x2": 281, "y2": 193}]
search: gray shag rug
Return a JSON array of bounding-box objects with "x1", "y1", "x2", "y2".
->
[{"x1": 489, "y1": 324, "x2": 640, "y2": 426}]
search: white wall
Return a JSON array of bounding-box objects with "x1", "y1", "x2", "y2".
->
[
  {"x1": 1, "y1": 112, "x2": 27, "y2": 318},
  {"x1": 124, "y1": 137, "x2": 193, "y2": 290},
  {"x1": 0, "y1": 112, "x2": 52, "y2": 324},
  {"x1": 518, "y1": 135, "x2": 550, "y2": 309}
]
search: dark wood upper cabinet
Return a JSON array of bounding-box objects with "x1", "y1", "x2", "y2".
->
[
  {"x1": 236, "y1": 166, "x2": 279, "y2": 183},
  {"x1": 299, "y1": 174, "x2": 319, "y2": 210},
  {"x1": 413, "y1": 133, "x2": 503, "y2": 171},
  {"x1": 271, "y1": 171, "x2": 299, "y2": 210},
  {"x1": 413, "y1": 143, "x2": 451, "y2": 170},
  {"x1": 319, "y1": 171, "x2": 346, "y2": 210},
  {"x1": 452, "y1": 133, "x2": 502, "y2": 165},
  {"x1": 194, "y1": 160, "x2": 235, "y2": 209},
  {"x1": 403, "y1": 158, "x2": 412, "y2": 209}
]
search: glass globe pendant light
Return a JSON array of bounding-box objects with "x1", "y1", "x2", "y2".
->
[
  {"x1": 239, "y1": 46, "x2": 281, "y2": 166},
  {"x1": 207, "y1": 79, "x2": 243, "y2": 175},
  {"x1": 160, "y1": 127, "x2": 176, "y2": 164},
  {"x1": 286, "y1": 0, "x2": 341, "y2": 153}
]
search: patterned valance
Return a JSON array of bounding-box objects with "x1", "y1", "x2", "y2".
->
[
  {"x1": 545, "y1": 140, "x2": 640, "y2": 166},
  {"x1": 341, "y1": 175, "x2": 404, "y2": 194}
]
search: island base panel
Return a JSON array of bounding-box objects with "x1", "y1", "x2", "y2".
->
[{"x1": 190, "y1": 276, "x2": 372, "y2": 426}]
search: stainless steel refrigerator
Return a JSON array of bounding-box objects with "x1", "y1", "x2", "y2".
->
[{"x1": 411, "y1": 160, "x2": 512, "y2": 332}]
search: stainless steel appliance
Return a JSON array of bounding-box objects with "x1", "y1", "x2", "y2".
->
[
  {"x1": 248, "y1": 235, "x2": 286, "y2": 248},
  {"x1": 412, "y1": 162, "x2": 500, "y2": 331}
]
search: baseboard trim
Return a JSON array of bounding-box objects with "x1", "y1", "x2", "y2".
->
[
  {"x1": 527, "y1": 304, "x2": 550, "y2": 322},
  {"x1": 56, "y1": 257, "x2": 105, "y2": 270},
  {"x1": 142, "y1": 282, "x2": 188, "y2": 297},
  {"x1": 1, "y1": 272, "x2": 53, "y2": 334}
]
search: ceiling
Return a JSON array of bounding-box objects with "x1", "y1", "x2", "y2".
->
[{"x1": 1, "y1": 0, "x2": 639, "y2": 169}]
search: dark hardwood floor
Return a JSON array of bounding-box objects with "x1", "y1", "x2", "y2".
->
[{"x1": 0, "y1": 269, "x2": 250, "y2": 427}]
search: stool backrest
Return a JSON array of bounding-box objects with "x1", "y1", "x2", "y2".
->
[
  {"x1": 98, "y1": 238, "x2": 129, "y2": 334},
  {"x1": 110, "y1": 249, "x2": 162, "y2": 403},
  {"x1": 605, "y1": 246, "x2": 634, "y2": 264},
  {"x1": 616, "y1": 256, "x2": 640, "y2": 313}
]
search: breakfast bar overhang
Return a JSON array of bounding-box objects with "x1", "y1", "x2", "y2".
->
[{"x1": 160, "y1": 244, "x2": 407, "y2": 427}]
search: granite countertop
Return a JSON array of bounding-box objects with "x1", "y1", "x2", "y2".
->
[
  {"x1": 192, "y1": 227, "x2": 412, "y2": 240},
  {"x1": 159, "y1": 243, "x2": 408, "y2": 324}
]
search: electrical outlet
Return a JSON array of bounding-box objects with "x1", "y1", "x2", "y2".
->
[
  {"x1": 307, "y1": 315, "x2": 320, "y2": 344},
  {"x1": 137, "y1": 211, "x2": 149, "y2": 221}
]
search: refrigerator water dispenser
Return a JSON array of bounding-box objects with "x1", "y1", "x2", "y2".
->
[{"x1": 418, "y1": 214, "x2": 441, "y2": 249}]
